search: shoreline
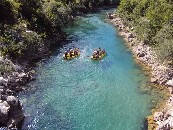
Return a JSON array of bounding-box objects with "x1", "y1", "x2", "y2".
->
[
  {"x1": 107, "y1": 13, "x2": 173, "y2": 130},
  {"x1": 0, "y1": 56, "x2": 35, "y2": 129}
]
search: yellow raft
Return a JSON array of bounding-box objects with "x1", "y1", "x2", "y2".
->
[
  {"x1": 91, "y1": 52, "x2": 106, "y2": 60},
  {"x1": 63, "y1": 51, "x2": 80, "y2": 60}
]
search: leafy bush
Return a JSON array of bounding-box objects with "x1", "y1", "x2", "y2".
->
[
  {"x1": 154, "y1": 24, "x2": 173, "y2": 61},
  {"x1": 0, "y1": 22, "x2": 42, "y2": 59},
  {"x1": 0, "y1": 0, "x2": 20, "y2": 24}
]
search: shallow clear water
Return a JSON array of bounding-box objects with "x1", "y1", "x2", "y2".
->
[{"x1": 20, "y1": 10, "x2": 152, "y2": 130}]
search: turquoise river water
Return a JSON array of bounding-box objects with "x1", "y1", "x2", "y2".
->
[{"x1": 19, "y1": 10, "x2": 154, "y2": 130}]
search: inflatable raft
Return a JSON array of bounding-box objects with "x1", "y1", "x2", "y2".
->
[
  {"x1": 63, "y1": 49, "x2": 80, "y2": 60},
  {"x1": 91, "y1": 49, "x2": 106, "y2": 60}
]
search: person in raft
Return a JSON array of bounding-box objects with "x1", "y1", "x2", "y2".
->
[{"x1": 74, "y1": 48, "x2": 79, "y2": 56}]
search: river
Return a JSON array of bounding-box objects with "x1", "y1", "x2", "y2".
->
[{"x1": 19, "y1": 9, "x2": 154, "y2": 130}]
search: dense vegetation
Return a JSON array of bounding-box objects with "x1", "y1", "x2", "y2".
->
[
  {"x1": 117, "y1": 0, "x2": 173, "y2": 63},
  {"x1": 0, "y1": 0, "x2": 119, "y2": 62},
  {"x1": 2, "y1": 0, "x2": 172, "y2": 64}
]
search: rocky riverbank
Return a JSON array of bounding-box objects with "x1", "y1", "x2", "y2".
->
[
  {"x1": 0, "y1": 56, "x2": 34, "y2": 129},
  {"x1": 107, "y1": 13, "x2": 173, "y2": 130}
]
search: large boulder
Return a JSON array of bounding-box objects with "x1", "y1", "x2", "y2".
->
[
  {"x1": 137, "y1": 52, "x2": 145, "y2": 57},
  {"x1": 154, "y1": 108, "x2": 173, "y2": 130},
  {"x1": 154, "y1": 112, "x2": 164, "y2": 121},
  {"x1": 0, "y1": 77, "x2": 7, "y2": 86},
  {"x1": 12, "y1": 72, "x2": 19, "y2": 77},
  {"x1": 0, "y1": 101, "x2": 10, "y2": 124},
  {"x1": 6, "y1": 96, "x2": 19, "y2": 107},
  {"x1": 6, "y1": 106, "x2": 24, "y2": 128},
  {"x1": 128, "y1": 33, "x2": 135, "y2": 38},
  {"x1": 151, "y1": 77, "x2": 158, "y2": 83},
  {"x1": 166, "y1": 78, "x2": 173, "y2": 87},
  {"x1": 18, "y1": 72, "x2": 26, "y2": 78},
  {"x1": 6, "y1": 96, "x2": 24, "y2": 128},
  {"x1": 107, "y1": 12, "x2": 115, "y2": 19},
  {"x1": 0, "y1": 58, "x2": 4, "y2": 64},
  {"x1": 13, "y1": 65, "x2": 22, "y2": 72}
]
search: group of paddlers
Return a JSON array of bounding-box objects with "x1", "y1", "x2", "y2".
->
[
  {"x1": 63, "y1": 47, "x2": 106, "y2": 60},
  {"x1": 63, "y1": 48, "x2": 80, "y2": 60},
  {"x1": 91, "y1": 48, "x2": 106, "y2": 60}
]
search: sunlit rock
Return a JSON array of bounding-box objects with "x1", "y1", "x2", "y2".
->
[
  {"x1": 166, "y1": 79, "x2": 173, "y2": 87},
  {"x1": 0, "y1": 101, "x2": 10, "y2": 124}
]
